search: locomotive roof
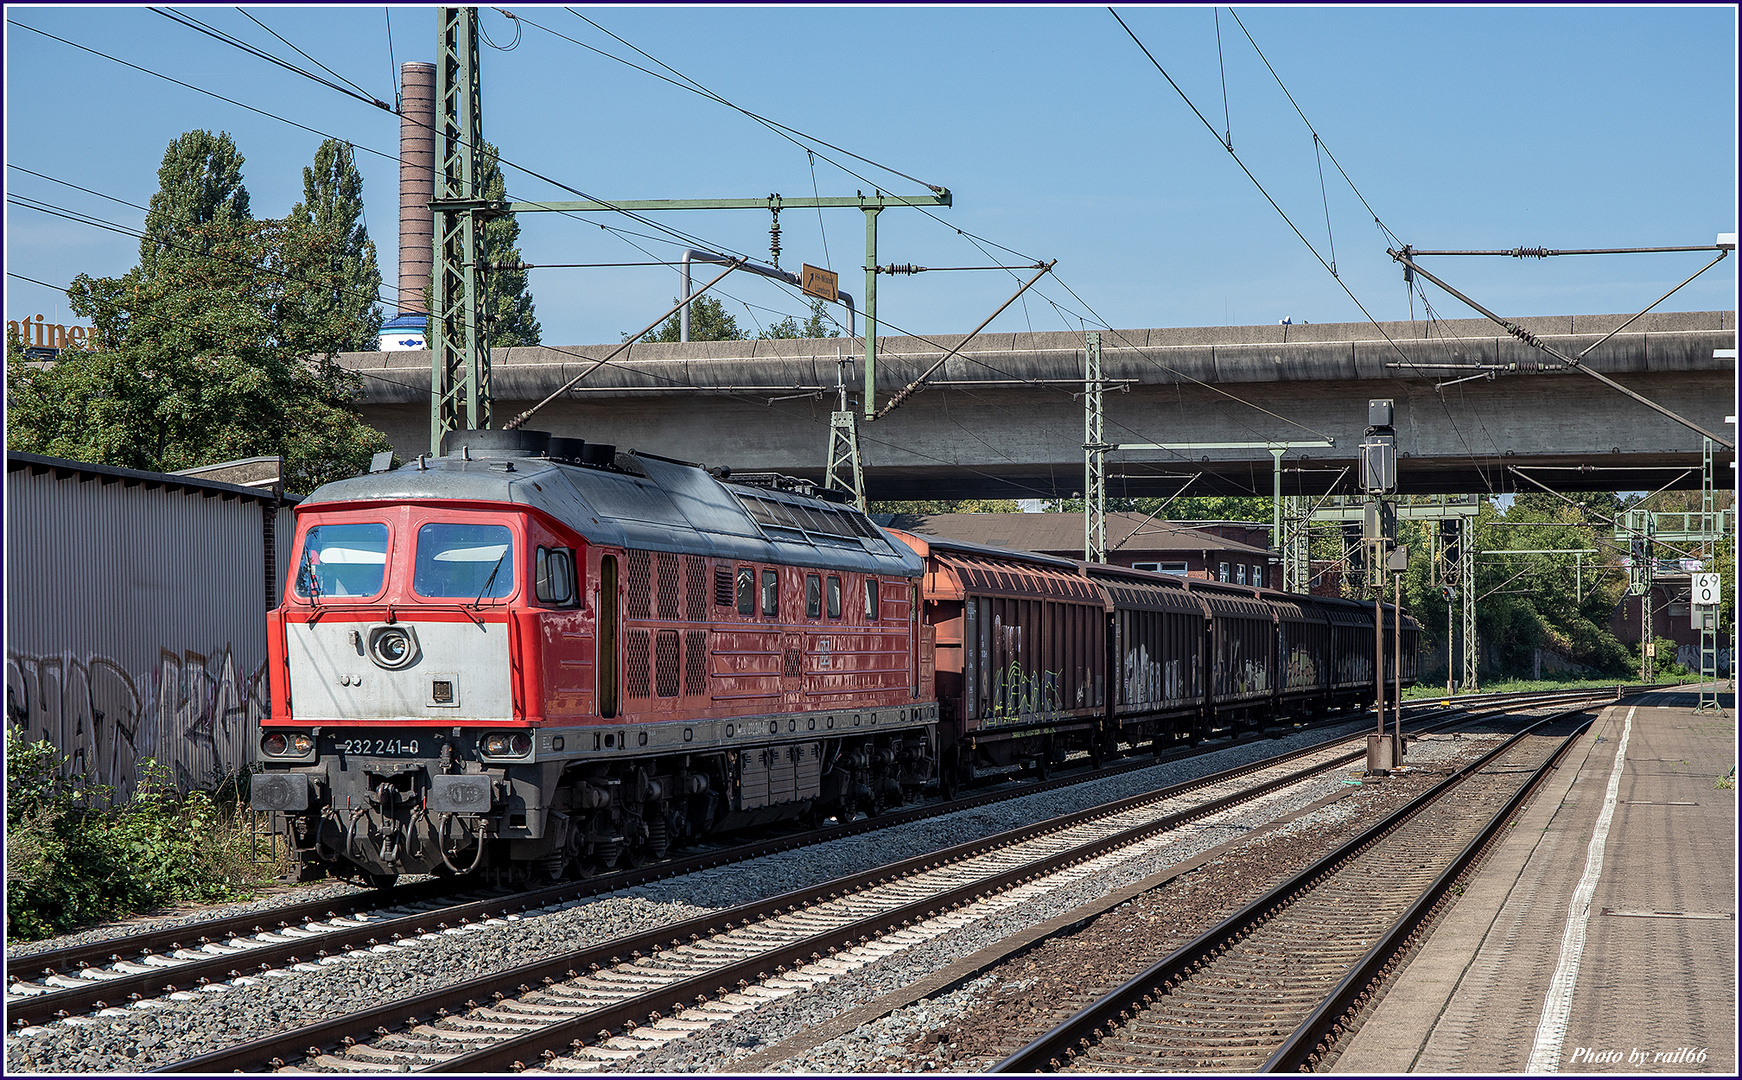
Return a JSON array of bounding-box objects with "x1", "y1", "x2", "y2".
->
[{"x1": 299, "y1": 449, "x2": 922, "y2": 577}]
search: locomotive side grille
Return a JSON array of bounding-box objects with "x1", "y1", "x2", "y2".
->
[
  {"x1": 714, "y1": 565, "x2": 734, "y2": 606},
  {"x1": 656, "y1": 552, "x2": 679, "y2": 619},
  {"x1": 784, "y1": 648, "x2": 803, "y2": 678},
  {"x1": 685, "y1": 556, "x2": 709, "y2": 621},
  {"x1": 627, "y1": 550, "x2": 652, "y2": 619},
  {"x1": 655, "y1": 629, "x2": 680, "y2": 697},
  {"x1": 684, "y1": 629, "x2": 709, "y2": 696},
  {"x1": 626, "y1": 629, "x2": 652, "y2": 698}
]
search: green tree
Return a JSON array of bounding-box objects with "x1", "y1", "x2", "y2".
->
[
  {"x1": 8, "y1": 217, "x2": 390, "y2": 492},
  {"x1": 868, "y1": 499, "x2": 1021, "y2": 514},
  {"x1": 138, "y1": 130, "x2": 251, "y2": 278},
  {"x1": 632, "y1": 293, "x2": 746, "y2": 344},
  {"x1": 477, "y1": 141, "x2": 539, "y2": 346},
  {"x1": 760, "y1": 298, "x2": 841, "y2": 340},
  {"x1": 289, "y1": 139, "x2": 383, "y2": 352},
  {"x1": 1044, "y1": 494, "x2": 1273, "y2": 521}
]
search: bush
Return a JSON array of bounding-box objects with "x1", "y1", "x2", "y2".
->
[{"x1": 6, "y1": 729, "x2": 287, "y2": 942}]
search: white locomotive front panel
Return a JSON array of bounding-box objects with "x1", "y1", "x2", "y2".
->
[{"x1": 285, "y1": 619, "x2": 512, "y2": 723}]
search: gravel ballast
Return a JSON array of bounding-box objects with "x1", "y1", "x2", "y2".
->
[{"x1": 3, "y1": 719, "x2": 1496, "y2": 1075}]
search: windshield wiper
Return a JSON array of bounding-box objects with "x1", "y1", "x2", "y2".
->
[{"x1": 472, "y1": 552, "x2": 507, "y2": 609}]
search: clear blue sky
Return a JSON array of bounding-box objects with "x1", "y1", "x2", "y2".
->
[{"x1": 5, "y1": 5, "x2": 1737, "y2": 347}]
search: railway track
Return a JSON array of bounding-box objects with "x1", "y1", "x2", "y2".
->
[
  {"x1": 5, "y1": 687, "x2": 1618, "y2": 1052},
  {"x1": 988, "y1": 700, "x2": 1605, "y2": 1073},
  {"x1": 142, "y1": 688, "x2": 1617, "y2": 1074}
]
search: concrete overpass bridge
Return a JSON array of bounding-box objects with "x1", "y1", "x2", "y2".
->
[{"x1": 342, "y1": 310, "x2": 1735, "y2": 501}]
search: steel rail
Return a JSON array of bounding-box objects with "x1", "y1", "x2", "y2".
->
[
  {"x1": 6, "y1": 687, "x2": 1605, "y2": 1028},
  {"x1": 1263, "y1": 706, "x2": 1605, "y2": 1071},
  {"x1": 991, "y1": 697, "x2": 1617, "y2": 1072},
  {"x1": 152, "y1": 689, "x2": 1615, "y2": 1073}
]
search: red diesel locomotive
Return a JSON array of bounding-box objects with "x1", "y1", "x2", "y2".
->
[{"x1": 252, "y1": 429, "x2": 1414, "y2": 884}]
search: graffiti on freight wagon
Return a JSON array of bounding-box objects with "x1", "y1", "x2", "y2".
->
[
  {"x1": 5, "y1": 645, "x2": 269, "y2": 799},
  {"x1": 982, "y1": 660, "x2": 1064, "y2": 727}
]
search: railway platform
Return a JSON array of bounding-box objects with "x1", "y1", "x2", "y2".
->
[{"x1": 1336, "y1": 685, "x2": 1736, "y2": 1074}]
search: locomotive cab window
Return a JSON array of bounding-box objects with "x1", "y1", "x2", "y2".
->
[
  {"x1": 737, "y1": 567, "x2": 755, "y2": 615},
  {"x1": 535, "y1": 547, "x2": 577, "y2": 606},
  {"x1": 762, "y1": 569, "x2": 778, "y2": 617},
  {"x1": 414, "y1": 522, "x2": 515, "y2": 599},
  {"x1": 806, "y1": 574, "x2": 822, "y2": 618},
  {"x1": 826, "y1": 575, "x2": 842, "y2": 619},
  {"x1": 295, "y1": 522, "x2": 388, "y2": 599},
  {"x1": 864, "y1": 579, "x2": 879, "y2": 620}
]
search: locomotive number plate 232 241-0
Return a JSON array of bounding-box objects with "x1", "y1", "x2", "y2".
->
[{"x1": 322, "y1": 735, "x2": 429, "y2": 758}]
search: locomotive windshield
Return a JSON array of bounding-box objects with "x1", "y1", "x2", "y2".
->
[
  {"x1": 294, "y1": 523, "x2": 388, "y2": 599},
  {"x1": 414, "y1": 522, "x2": 515, "y2": 599}
]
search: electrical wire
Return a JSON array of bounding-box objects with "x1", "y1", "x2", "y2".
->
[
  {"x1": 150, "y1": 7, "x2": 392, "y2": 112},
  {"x1": 234, "y1": 7, "x2": 381, "y2": 104},
  {"x1": 7, "y1": 190, "x2": 410, "y2": 315}
]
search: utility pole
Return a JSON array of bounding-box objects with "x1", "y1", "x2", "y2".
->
[
  {"x1": 429, "y1": 5, "x2": 489, "y2": 453},
  {"x1": 1461, "y1": 515, "x2": 1478, "y2": 691},
  {"x1": 1084, "y1": 331, "x2": 1106, "y2": 562},
  {"x1": 824, "y1": 349, "x2": 866, "y2": 511}
]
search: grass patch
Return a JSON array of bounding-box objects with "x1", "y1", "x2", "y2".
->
[
  {"x1": 6, "y1": 727, "x2": 293, "y2": 942},
  {"x1": 1402, "y1": 673, "x2": 1692, "y2": 700}
]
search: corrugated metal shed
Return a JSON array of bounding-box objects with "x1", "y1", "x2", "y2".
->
[{"x1": 5, "y1": 452, "x2": 297, "y2": 796}]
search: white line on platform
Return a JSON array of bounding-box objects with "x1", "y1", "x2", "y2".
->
[{"x1": 1526, "y1": 705, "x2": 1634, "y2": 1073}]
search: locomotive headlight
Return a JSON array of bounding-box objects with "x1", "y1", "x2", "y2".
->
[
  {"x1": 482, "y1": 732, "x2": 533, "y2": 757},
  {"x1": 367, "y1": 625, "x2": 419, "y2": 670},
  {"x1": 261, "y1": 732, "x2": 315, "y2": 757}
]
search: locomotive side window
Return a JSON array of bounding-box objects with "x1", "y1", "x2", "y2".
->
[
  {"x1": 535, "y1": 547, "x2": 577, "y2": 606},
  {"x1": 826, "y1": 575, "x2": 842, "y2": 619},
  {"x1": 762, "y1": 569, "x2": 778, "y2": 617},
  {"x1": 806, "y1": 574, "x2": 822, "y2": 618},
  {"x1": 864, "y1": 578, "x2": 879, "y2": 620},
  {"x1": 737, "y1": 567, "x2": 755, "y2": 615},
  {"x1": 414, "y1": 523, "x2": 515, "y2": 599},
  {"x1": 295, "y1": 523, "x2": 388, "y2": 599}
]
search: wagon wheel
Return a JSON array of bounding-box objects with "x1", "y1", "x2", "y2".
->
[{"x1": 939, "y1": 750, "x2": 962, "y2": 801}]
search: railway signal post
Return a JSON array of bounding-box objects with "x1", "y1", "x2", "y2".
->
[{"x1": 1362, "y1": 399, "x2": 1401, "y2": 773}]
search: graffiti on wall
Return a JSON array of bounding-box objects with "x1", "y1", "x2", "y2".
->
[{"x1": 6, "y1": 645, "x2": 269, "y2": 799}]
